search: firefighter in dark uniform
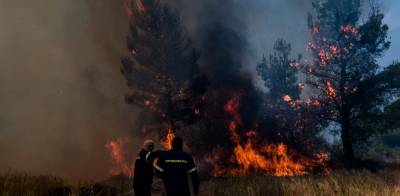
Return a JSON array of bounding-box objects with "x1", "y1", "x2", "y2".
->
[
  {"x1": 133, "y1": 139, "x2": 164, "y2": 196},
  {"x1": 155, "y1": 137, "x2": 200, "y2": 196}
]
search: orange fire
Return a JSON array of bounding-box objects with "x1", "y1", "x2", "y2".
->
[
  {"x1": 282, "y1": 94, "x2": 302, "y2": 108},
  {"x1": 105, "y1": 138, "x2": 133, "y2": 176},
  {"x1": 341, "y1": 24, "x2": 361, "y2": 41},
  {"x1": 226, "y1": 139, "x2": 312, "y2": 176},
  {"x1": 162, "y1": 127, "x2": 175, "y2": 150},
  {"x1": 123, "y1": 0, "x2": 145, "y2": 16},
  {"x1": 206, "y1": 94, "x2": 330, "y2": 177},
  {"x1": 283, "y1": 95, "x2": 293, "y2": 102},
  {"x1": 326, "y1": 81, "x2": 337, "y2": 98}
]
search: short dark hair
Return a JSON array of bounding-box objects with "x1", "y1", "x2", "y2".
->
[{"x1": 172, "y1": 137, "x2": 183, "y2": 150}]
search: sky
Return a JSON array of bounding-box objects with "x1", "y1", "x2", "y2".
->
[{"x1": 381, "y1": 0, "x2": 400, "y2": 65}]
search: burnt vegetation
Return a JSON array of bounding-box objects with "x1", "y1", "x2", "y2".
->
[{"x1": 121, "y1": 0, "x2": 400, "y2": 175}]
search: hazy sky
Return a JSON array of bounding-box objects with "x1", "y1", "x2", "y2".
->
[{"x1": 381, "y1": 0, "x2": 400, "y2": 65}]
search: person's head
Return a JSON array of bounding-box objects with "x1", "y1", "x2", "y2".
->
[
  {"x1": 172, "y1": 137, "x2": 183, "y2": 150},
  {"x1": 143, "y1": 139, "x2": 155, "y2": 152}
]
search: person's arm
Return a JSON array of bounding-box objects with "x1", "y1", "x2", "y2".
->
[
  {"x1": 155, "y1": 155, "x2": 165, "y2": 178},
  {"x1": 148, "y1": 150, "x2": 165, "y2": 162},
  {"x1": 187, "y1": 156, "x2": 200, "y2": 195}
]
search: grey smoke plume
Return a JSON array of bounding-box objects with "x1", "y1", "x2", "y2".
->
[
  {"x1": 0, "y1": 0, "x2": 138, "y2": 181},
  {"x1": 166, "y1": 0, "x2": 312, "y2": 84}
]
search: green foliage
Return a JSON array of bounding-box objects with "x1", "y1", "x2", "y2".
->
[
  {"x1": 257, "y1": 39, "x2": 301, "y2": 101},
  {"x1": 356, "y1": 129, "x2": 400, "y2": 161},
  {"x1": 121, "y1": 0, "x2": 207, "y2": 133},
  {"x1": 256, "y1": 39, "x2": 324, "y2": 154},
  {"x1": 125, "y1": 0, "x2": 199, "y2": 82},
  {"x1": 352, "y1": 63, "x2": 400, "y2": 140}
]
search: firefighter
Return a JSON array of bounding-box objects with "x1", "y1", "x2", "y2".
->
[
  {"x1": 155, "y1": 137, "x2": 200, "y2": 196},
  {"x1": 133, "y1": 139, "x2": 164, "y2": 196}
]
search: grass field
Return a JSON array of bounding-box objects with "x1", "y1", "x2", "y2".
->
[{"x1": 1, "y1": 169, "x2": 400, "y2": 196}]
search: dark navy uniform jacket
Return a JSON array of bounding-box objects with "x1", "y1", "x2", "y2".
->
[
  {"x1": 133, "y1": 149, "x2": 164, "y2": 189},
  {"x1": 155, "y1": 149, "x2": 200, "y2": 196}
]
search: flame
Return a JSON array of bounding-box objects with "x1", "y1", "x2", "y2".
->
[
  {"x1": 105, "y1": 138, "x2": 133, "y2": 176},
  {"x1": 329, "y1": 45, "x2": 339, "y2": 54},
  {"x1": 134, "y1": 0, "x2": 145, "y2": 13},
  {"x1": 283, "y1": 95, "x2": 293, "y2": 102},
  {"x1": 282, "y1": 95, "x2": 302, "y2": 108},
  {"x1": 144, "y1": 100, "x2": 152, "y2": 106},
  {"x1": 309, "y1": 23, "x2": 362, "y2": 68},
  {"x1": 227, "y1": 140, "x2": 310, "y2": 176},
  {"x1": 326, "y1": 81, "x2": 337, "y2": 98},
  {"x1": 143, "y1": 98, "x2": 164, "y2": 116},
  {"x1": 289, "y1": 62, "x2": 300, "y2": 68},
  {"x1": 305, "y1": 98, "x2": 321, "y2": 107},
  {"x1": 340, "y1": 24, "x2": 361, "y2": 41},
  {"x1": 123, "y1": 0, "x2": 145, "y2": 16},
  {"x1": 123, "y1": 0, "x2": 133, "y2": 16},
  {"x1": 206, "y1": 94, "x2": 330, "y2": 177},
  {"x1": 162, "y1": 127, "x2": 175, "y2": 150}
]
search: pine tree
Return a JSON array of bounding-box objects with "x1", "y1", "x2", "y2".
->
[
  {"x1": 306, "y1": 0, "x2": 395, "y2": 161},
  {"x1": 256, "y1": 39, "x2": 324, "y2": 153},
  {"x1": 121, "y1": 0, "x2": 207, "y2": 135},
  {"x1": 257, "y1": 39, "x2": 302, "y2": 101}
]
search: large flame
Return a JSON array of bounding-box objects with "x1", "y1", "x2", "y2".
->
[
  {"x1": 105, "y1": 138, "x2": 133, "y2": 176},
  {"x1": 206, "y1": 94, "x2": 330, "y2": 177}
]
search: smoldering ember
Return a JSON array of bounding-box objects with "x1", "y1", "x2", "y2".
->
[{"x1": 1, "y1": 0, "x2": 400, "y2": 195}]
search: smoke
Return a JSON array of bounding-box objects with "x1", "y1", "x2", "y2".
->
[
  {"x1": 0, "y1": 0, "x2": 138, "y2": 181},
  {"x1": 166, "y1": 0, "x2": 312, "y2": 85},
  {"x1": 0, "y1": 0, "x2": 316, "y2": 181}
]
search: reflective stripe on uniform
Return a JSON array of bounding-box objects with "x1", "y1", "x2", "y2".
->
[
  {"x1": 165, "y1": 160, "x2": 188, "y2": 164},
  {"x1": 145, "y1": 152, "x2": 151, "y2": 162},
  {"x1": 188, "y1": 167, "x2": 196, "y2": 173},
  {"x1": 155, "y1": 165, "x2": 164, "y2": 172}
]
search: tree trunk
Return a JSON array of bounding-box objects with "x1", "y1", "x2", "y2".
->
[{"x1": 341, "y1": 119, "x2": 355, "y2": 161}]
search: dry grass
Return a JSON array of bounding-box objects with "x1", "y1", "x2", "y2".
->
[
  {"x1": 203, "y1": 169, "x2": 400, "y2": 196},
  {"x1": 0, "y1": 172, "x2": 132, "y2": 196},
  {"x1": 1, "y1": 169, "x2": 400, "y2": 196},
  {"x1": 0, "y1": 172, "x2": 66, "y2": 196}
]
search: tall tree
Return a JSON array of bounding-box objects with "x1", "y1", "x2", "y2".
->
[
  {"x1": 121, "y1": 0, "x2": 207, "y2": 137},
  {"x1": 256, "y1": 39, "x2": 324, "y2": 154},
  {"x1": 257, "y1": 39, "x2": 302, "y2": 101},
  {"x1": 306, "y1": 0, "x2": 395, "y2": 161},
  {"x1": 351, "y1": 62, "x2": 400, "y2": 139}
]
